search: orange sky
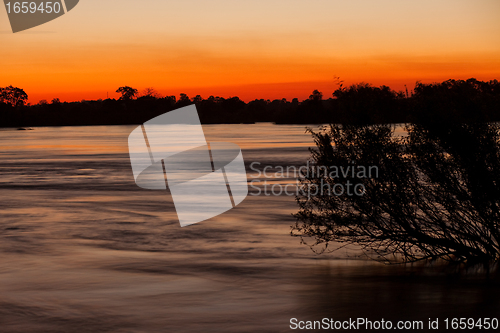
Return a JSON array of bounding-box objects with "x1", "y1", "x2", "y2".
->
[{"x1": 1, "y1": 0, "x2": 500, "y2": 103}]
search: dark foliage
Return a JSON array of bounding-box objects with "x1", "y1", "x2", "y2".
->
[
  {"x1": 0, "y1": 78, "x2": 498, "y2": 128},
  {"x1": 292, "y1": 80, "x2": 500, "y2": 267},
  {"x1": 116, "y1": 86, "x2": 138, "y2": 101},
  {"x1": 0, "y1": 85, "x2": 28, "y2": 108}
]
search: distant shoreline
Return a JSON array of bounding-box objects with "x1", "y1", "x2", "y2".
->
[{"x1": 2, "y1": 79, "x2": 498, "y2": 128}]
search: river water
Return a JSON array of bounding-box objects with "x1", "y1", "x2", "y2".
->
[{"x1": 0, "y1": 124, "x2": 498, "y2": 332}]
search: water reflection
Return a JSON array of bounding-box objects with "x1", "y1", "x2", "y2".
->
[{"x1": 297, "y1": 262, "x2": 500, "y2": 326}]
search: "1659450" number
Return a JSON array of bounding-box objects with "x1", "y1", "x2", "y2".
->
[{"x1": 5, "y1": 2, "x2": 62, "y2": 14}]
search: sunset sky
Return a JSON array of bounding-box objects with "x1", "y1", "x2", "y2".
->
[{"x1": 1, "y1": 0, "x2": 500, "y2": 103}]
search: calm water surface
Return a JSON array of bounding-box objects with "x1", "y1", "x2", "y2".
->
[{"x1": 0, "y1": 124, "x2": 498, "y2": 332}]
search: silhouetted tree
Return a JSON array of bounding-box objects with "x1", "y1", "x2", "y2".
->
[
  {"x1": 116, "y1": 86, "x2": 138, "y2": 101},
  {"x1": 192, "y1": 95, "x2": 203, "y2": 104},
  {"x1": 141, "y1": 87, "x2": 161, "y2": 99},
  {"x1": 292, "y1": 120, "x2": 500, "y2": 267},
  {"x1": 332, "y1": 83, "x2": 403, "y2": 124},
  {"x1": 309, "y1": 89, "x2": 323, "y2": 101},
  {"x1": 176, "y1": 93, "x2": 191, "y2": 108},
  {"x1": 0, "y1": 85, "x2": 28, "y2": 107},
  {"x1": 410, "y1": 78, "x2": 500, "y2": 125}
]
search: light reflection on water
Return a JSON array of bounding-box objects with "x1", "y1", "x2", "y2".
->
[{"x1": 0, "y1": 125, "x2": 498, "y2": 332}]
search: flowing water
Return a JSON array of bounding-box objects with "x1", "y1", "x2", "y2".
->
[{"x1": 0, "y1": 124, "x2": 498, "y2": 332}]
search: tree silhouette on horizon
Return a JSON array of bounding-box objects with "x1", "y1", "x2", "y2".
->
[
  {"x1": 116, "y1": 86, "x2": 138, "y2": 101},
  {"x1": 0, "y1": 85, "x2": 28, "y2": 108}
]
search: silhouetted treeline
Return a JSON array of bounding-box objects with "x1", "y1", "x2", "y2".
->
[{"x1": 1, "y1": 78, "x2": 499, "y2": 127}]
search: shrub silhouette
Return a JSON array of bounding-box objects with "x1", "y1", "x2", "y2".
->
[
  {"x1": 292, "y1": 79, "x2": 500, "y2": 268},
  {"x1": 292, "y1": 120, "x2": 500, "y2": 267}
]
